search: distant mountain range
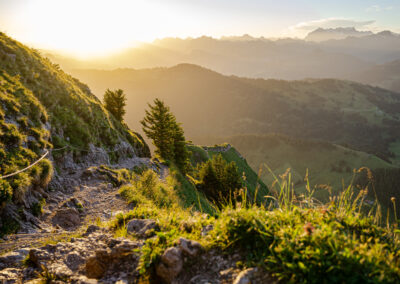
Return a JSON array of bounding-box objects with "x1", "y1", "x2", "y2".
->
[
  {"x1": 305, "y1": 27, "x2": 373, "y2": 42},
  {"x1": 46, "y1": 28, "x2": 400, "y2": 93}
]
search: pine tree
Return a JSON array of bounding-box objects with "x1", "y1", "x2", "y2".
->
[
  {"x1": 172, "y1": 120, "x2": 190, "y2": 173},
  {"x1": 141, "y1": 99, "x2": 175, "y2": 160},
  {"x1": 103, "y1": 89, "x2": 127, "y2": 121},
  {"x1": 141, "y1": 99, "x2": 190, "y2": 172}
]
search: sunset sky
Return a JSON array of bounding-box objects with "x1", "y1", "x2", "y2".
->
[{"x1": 1, "y1": 0, "x2": 399, "y2": 57}]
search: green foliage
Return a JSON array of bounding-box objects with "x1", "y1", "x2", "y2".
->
[
  {"x1": 112, "y1": 167, "x2": 400, "y2": 282},
  {"x1": 0, "y1": 179, "x2": 13, "y2": 204},
  {"x1": 0, "y1": 32, "x2": 149, "y2": 158},
  {"x1": 196, "y1": 154, "x2": 242, "y2": 206},
  {"x1": 141, "y1": 99, "x2": 190, "y2": 172},
  {"x1": 31, "y1": 198, "x2": 46, "y2": 217},
  {"x1": 119, "y1": 169, "x2": 180, "y2": 208},
  {"x1": 103, "y1": 88, "x2": 127, "y2": 121},
  {"x1": 188, "y1": 144, "x2": 269, "y2": 205}
]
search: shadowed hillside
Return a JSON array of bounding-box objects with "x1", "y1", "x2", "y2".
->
[{"x1": 71, "y1": 64, "x2": 400, "y2": 164}]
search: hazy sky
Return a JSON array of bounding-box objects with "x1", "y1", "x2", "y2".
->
[{"x1": 1, "y1": 0, "x2": 399, "y2": 57}]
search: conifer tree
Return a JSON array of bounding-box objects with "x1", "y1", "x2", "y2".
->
[
  {"x1": 103, "y1": 89, "x2": 127, "y2": 121},
  {"x1": 141, "y1": 99, "x2": 190, "y2": 172}
]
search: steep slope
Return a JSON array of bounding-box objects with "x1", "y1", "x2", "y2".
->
[
  {"x1": 193, "y1": 134, "x2": 396, "y2": 200},
  {"x1": 188, "y1": 144, "x2": 269, "y2": 203},
  {"x1": 0, "y1": 33, "x2": 150, "y2": 235},
  {"x1": 71, "y1": 64, "x2": 400, "y2": 163}
]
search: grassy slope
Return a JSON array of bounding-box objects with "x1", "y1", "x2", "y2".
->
[
  {"x1": 193, "y1": 134, "x2": 395, "y2": 201},
  {"x1": 0, "y1": 33, "x2": 149, "y2": 234},
  {"x1": 187, "y1": 144, "x2": 269, "y2": 203},
  {"x1": 0, "y1": 32, "x2": 149, "y2": 157},
  {"x1": 112, "y1": 164, "x2": 400, "y2": 283},
  {"x1": 70, "y1": 64, "x2": 400, "y2": 162}
]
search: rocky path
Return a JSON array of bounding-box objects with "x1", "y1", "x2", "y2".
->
[{"x1": 0, "y1": 160, "x2": 145, "y2": 255}]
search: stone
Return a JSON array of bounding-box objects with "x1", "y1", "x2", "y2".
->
[
  {"x1": 0, "y1": 268, "x2": 20, "y2": 283},
  {"x1": 110, "y1": 239, "x2": 139, "y2": 257},
  {"x1": 126, "y1": 219, "x2": 157, "y2": 237},
  {"x1": 156, "y1": 247, "x2": 183, "y2": 284},
  {"x1": 233, "y1": 268, "x2": 258, "y2": 284},
  {"x1": 51, "y1": 208, "x2": 81, "y2": 229},
  {"x1": 178, "y1": 238, "x2": 203, "y2": 257},
  {"x1": 0, "y1": 249, "x2": 29, "y2": 269},
  {"x1": 85, "y1": 250, "x2": 110, "y2": 279},
  {"x1": 83, "y1": 225, "x2": 100, "y2": 236},
  {"x1": 28, "y1": 248, "x2": 52, "y2": 268},
  {"x1": 65, "y1": 252, "x2": 85, "y2": 271}
]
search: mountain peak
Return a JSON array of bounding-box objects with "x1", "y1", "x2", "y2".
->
[{"x1": 305, "y1": 27, "x2": 373, "y2": 42}]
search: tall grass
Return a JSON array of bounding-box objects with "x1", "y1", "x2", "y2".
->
[{"x1": 111, "y1": 165, "x2": 400, "y2": 283}]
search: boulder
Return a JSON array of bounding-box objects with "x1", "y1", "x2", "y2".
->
[
  {"x1": 156, "y1": 247, "x2": 183, "y2": 284},
  {"x1": 126, "y1": 219, "x2": 157, "y2": 237},
  {"x1": 0, "y1": 249, "x2": 29, "y2": 269},
  {"x1": 51, "y1": 208, "x2": 81, "y2": 229},
  {"x1": 85, "y1": 249, "x2": 110, "y2": 279},
  {"x1": 178, "y1": 238, "x2": 203, "y2": 257},
  {"x1": 65, "y1": 252, "x2": 85, "y2": 271}
]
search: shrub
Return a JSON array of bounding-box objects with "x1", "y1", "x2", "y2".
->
[
  {"x1": 197, "y1": 154, "x2": 242, "y2": 205},
  {"x1": 31, "y1": 198, "x2": 46, "y2": 216},
  {"x1": 119, "y1": 169, "x2": 179, "y2": 208}
]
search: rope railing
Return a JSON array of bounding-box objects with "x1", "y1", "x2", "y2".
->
[
  {"x1": 0, "y1": 151, "x2": 49, "y2": 179},
  {"x1": 0, "y1": 145, "x2": 68, "y2": 180},
  {"x1": 0, "y1": 143, "x2": 120, "y2": 179}
]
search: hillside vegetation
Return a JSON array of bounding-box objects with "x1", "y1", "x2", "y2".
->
[
  {"x1": 0, "y1": 32, "x2": 149, "y2": 234},
  {"x1": 194, "y1": 134, "x2": 397, "y2": 201},
  {"x1": 111, "y1": 166, "x2": 400, "y2": 283}
]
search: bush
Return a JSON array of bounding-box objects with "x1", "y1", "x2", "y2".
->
[
  {"x1": 119, "y1": 170, "x2": 179, "y2": 208},
  {"x1": 197, "y1": 154, "x2": 242, "y2": 205}
]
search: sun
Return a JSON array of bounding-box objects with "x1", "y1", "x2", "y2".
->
[{"x1": 13, "y1": 0, "x2": 174, "y2": 58}]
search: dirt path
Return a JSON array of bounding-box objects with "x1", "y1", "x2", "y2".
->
[{"x1": 0, "y1": 160, "x2": 154, "y2": 254}]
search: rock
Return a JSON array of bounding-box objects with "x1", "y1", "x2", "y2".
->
[
  {"x1": 65, "y1": 252, "x2": 85, "y2": 271},
  {"x1": 126, "y1": 219, "x2": 157, "y2": 237},
  {"x1": 85, "y1": 250, "x2": 110, "y2": 279},
  {"x1": 233, "y1": 268, "x2": 258, "y2": 284},
  {"x1": 178, "y1": 238, "x2": 203, "y2": 257},
  {"x1": 29, "y1": 245, "x2": 56, "y2": 268},
  {"x1": 0, "y1": 249, "x2": 29, "y2": 269},
  {"x1": 0, "y1": 268, "x2": 20, "y2": 283},
  {"x1": 83, "y1": 225, "x2": 100, "y2": 236},
  {"x1": 156, "y1": 247, "x2": 183, "y2": 284},
  {"x1": 51, "y1": 208, "x2": 81, "y2": 229},
  {"x1": 110, "y1": 239, "x2": 139, "y2": 257}
]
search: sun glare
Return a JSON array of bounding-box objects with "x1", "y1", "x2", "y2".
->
[{"x1": 14, "y1": 0, "x2": 175, "y2": 58}]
